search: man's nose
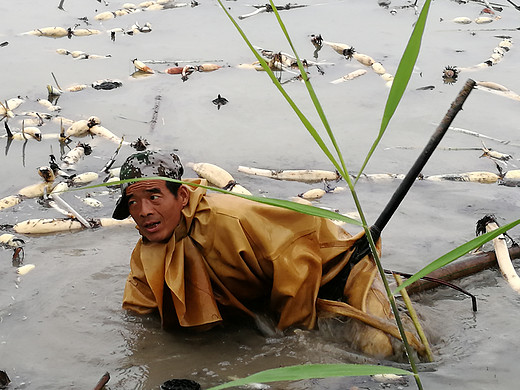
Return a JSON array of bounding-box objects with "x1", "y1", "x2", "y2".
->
[{"x1": 139, "y1": 199, "x2": 154, "y2": 216}]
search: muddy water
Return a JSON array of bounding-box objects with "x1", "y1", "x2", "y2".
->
[{"x1": 1, "y1": 0, "x2": 520, "y2": 389}]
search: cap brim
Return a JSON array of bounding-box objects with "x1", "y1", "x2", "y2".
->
[{"x1": 112, "y1": 195, "x2": 130, "y2": 220}]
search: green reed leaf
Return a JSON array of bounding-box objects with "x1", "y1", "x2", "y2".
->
[
  {"x1": 206, "y1": 364, "x2": 412, "y2": 390},
  {"x1": 216, "y1": 0, "x2": 344, "y2": 177},
  {"x1": 268, "y1": 2, "x2": 348, "y2": 177},
  {"x1": 79, "y1": 177, "x2": 362, "y2": 227},
  {"x1": 356, "y1": 0, "x2": 431, "y2": 181}
]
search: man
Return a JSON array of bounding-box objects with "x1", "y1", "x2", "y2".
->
[{"x1": 113, "y1": 150, "x2": 420, "y2": 359}]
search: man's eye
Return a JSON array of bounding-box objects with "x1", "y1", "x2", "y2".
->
[
  {"x1": 128, "y1": 200, "x2": 136, "y2": 206},
  {"x1": 150, "y1": 195, "x2": 160, "y2": 200}
]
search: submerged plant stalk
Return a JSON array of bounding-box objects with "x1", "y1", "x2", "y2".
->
[{"x1": 393, "y1": 273, "x2": 434, "y2": 362}]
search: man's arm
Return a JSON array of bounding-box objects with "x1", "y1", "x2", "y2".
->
[
  {"x1": 122, "y1": 273, "x2": 158, "y2": 314},
  {"x1": 122, "y1": 245, "x2": 159, "y2": 314},
  {"x1": 270, "y1": 235, "x2": 323, "y2": 330}
]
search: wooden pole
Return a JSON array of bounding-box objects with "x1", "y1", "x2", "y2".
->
[
  {"x1": 404, "y1": 246, "x2": 520, "y2": 294},
  {"x1": 321, "y1": 79, "x2": 477, "y2": 300},
  {"x1": 374, "y1": 78, "x2": 477, "y2": 234}
]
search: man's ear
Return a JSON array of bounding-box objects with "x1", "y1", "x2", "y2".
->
[{"x1": 178, "y1": 185, "x2": 190, "y2": 207}]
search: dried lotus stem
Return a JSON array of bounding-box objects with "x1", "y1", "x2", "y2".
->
[
  {"x1": 483, "y1": 218, "x2": 520, "y2": 293},
  {"x1": 238, "y1": 166, "x2": 340, "y2": 183}
]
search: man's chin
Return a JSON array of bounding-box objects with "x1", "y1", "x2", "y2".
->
[{"x1": 140, "y1": 230, "x2": 173, "y2": 243}]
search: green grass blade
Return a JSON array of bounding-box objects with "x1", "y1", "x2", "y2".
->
[
  {"x1": 393, "y1": 217, "x2": 520, "y2": 294},
  {"x1": 216, "y1": 0, "x2": 344, "y2": 177},
  {"x1": 268, "y1": 1, "x2": 348, "y2": 176},
  {"x1": 206, "y1": 363, "x2": 412, "y2": 390},
  {"x1": 252, "y1": 5, "x2": 424, "y2": 384},
  {"x1": 78, "y1": 177, "x2": 362, "y2": 227},
  {"x1": 356, "y1": 0, "x2": 431, "y2": 182}
]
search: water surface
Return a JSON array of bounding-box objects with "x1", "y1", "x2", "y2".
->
[{"x1": 1, "y1": 0, "x2": 520, "y2": 389}]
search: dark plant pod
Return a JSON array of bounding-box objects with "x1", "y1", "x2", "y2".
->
[
  {"x1": 0, "y1": 370, "x2": 11, "y2": 387},
  {"x1": 91, "y1": 79, "x2": 123, "y2": 90},
  {"x1": 160, "y1": 378, "x2": 202, "y2": 390}
]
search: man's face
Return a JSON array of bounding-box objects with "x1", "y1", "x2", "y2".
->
[{"x1": 126, "y1": 180, "x2": 189, "y2": 243}]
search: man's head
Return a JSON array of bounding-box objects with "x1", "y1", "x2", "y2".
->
[{"x1": 112, "y1": 150, "x2": 189, "y2": 242}]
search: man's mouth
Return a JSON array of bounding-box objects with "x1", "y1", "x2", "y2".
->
[{"x1": 143, "y1": 221, "x2": 160, "y2": 231}]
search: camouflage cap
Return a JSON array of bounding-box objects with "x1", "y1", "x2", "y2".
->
[{"x1": 112, "y1": 150, "x2": 184, "y2": 220}]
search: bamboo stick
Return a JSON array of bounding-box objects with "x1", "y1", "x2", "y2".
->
[{"x1": 50, "y1": 194, "x2": 91, "y2": 228}]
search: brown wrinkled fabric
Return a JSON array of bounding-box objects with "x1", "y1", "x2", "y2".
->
[{"x1": 123, "y1": 179, "x2": 364, "y2": 330}]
